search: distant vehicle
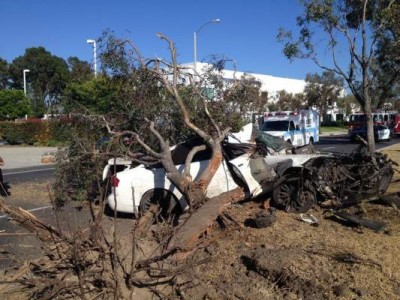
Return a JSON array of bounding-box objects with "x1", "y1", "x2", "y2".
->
[
  {"x1": 349, "y1": 125, "x2": 391, "y2": 142},
  {"x1": 348, "y1": 112, "x2": 394, "y2": 133},
  {"x1": 393, "y1": 113, "x2": 400, "y2": 137},
  {"x1": 261, "y1": 110, "x2": 319, "y2": 147}
]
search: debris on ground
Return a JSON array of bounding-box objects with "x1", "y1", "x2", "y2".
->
[
  {"x1": 332, "y1": 210, "x2": 387, "y2": 231},
  {"x1": 379, "y1": 192, "x2": 400, "y2": 209},
  {"x1": 252, "y1": 208, "x2": 277, "y2": 228},
  {"x1": 273, "y1": 144, "x2": 394, "y2": 213}
]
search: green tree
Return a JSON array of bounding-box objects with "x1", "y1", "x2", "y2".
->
[
  {"x1": 200, "y1": 69, "x2": 269, "y2": 132},
  {"x1": 67, "y1": 57, "x2": 93, "y2": 83},
  {"x1": 274, "y1": 90, "x2": 305, "y2": 111},
  {"x1": 337, "y1": 94, "x2": 359, "y2": 115},
  {"x1": 0, "y1": 90, "x2": 32, "y2": 119},
  {"x1": 304, "y1": 71, "x2": 344, "y2": 118},
  {"x1": 63, "y1": 76, "x2": 118, "y2": 115},
  {"x1": 8, "y1": 47, "x2": 69, "y2": 116},
  {"x1": 0, "y1": 58, "x2": 9, "y2": 89},
  {"x1": 373, "y1": 1, "x2": 400, "y2": 108},
  {"x1": 277, "y1": 0, "x2": 397, "y2": 152}
]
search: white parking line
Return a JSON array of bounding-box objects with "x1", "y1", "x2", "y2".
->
[
  {"x1": 3, "y1": 167, "x2": 55, "y2": 176},
  {"x1": 0, "y1": 205, "x2": 53, "y2": 219},
  {"x1": 321, "y1": 147, "x2": 335, "y2": 150}
]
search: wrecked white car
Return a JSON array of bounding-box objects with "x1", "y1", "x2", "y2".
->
[
  {"x1": 272, "y1": 143, "x2": 394, "y2": 213},
  {"x1": 103, "y1": 128, "x2": 325, "y2": 216}
]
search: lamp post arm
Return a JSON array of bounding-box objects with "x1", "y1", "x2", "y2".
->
[
  {"x1": 193, "y1": 19, "x2": 220, "y2": 75},
  {"x1": 196, "y1": 20, "x2": 214, "y2": 34}
]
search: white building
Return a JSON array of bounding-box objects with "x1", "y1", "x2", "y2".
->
[
  {"x1": 181, "y1": 62, "x2": 307, "y2": 101},
  {"x1": 180, "y1": 62, "x2": 347, "y2": 122}
]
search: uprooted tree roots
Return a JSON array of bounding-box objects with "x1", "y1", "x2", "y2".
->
[{"x1": 0, "y1": 187, "x2": 245, "y2": 299}]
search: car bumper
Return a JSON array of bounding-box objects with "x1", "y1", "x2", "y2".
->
[{"x1": 107, "y1": 193, "x2": 139, "y2": 214}]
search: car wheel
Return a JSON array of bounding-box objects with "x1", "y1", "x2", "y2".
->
[
  {"x1": 139, "y1": 189, "x2": 181, "y2": 222},
  {"x1": 309, "y1": 137, "x2": 314, "y2": 145},
  {"x1": 272, "y1": 176, "x2": 315, "y2": 213}
]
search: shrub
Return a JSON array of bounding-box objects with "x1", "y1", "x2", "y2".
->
[
  {"x1": 0, "y1": 120, "x2": 70, "y2": 146},
  {"x1": 52, "y1": 116, "x2": 108, "y2": 206}
]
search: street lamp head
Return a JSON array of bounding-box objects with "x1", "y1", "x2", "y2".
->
[
  {"x1": 87, "y1": 39, "x2": 95, "y2": 44},
  {"x1": 23, "y1": 69, "x2": 30, "y2": 73},
  {"x1": 196, "y1": 18, "x2": 221, "y2": 33}
]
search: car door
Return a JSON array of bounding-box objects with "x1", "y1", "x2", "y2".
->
[{"x1": 228, "y1": 153, "x2": 265, "y2": 197}]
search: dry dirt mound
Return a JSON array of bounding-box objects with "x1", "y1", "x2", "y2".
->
[
  {"x1": 178, "y1": 199, "x2": 400, "y2": 299},
  {"x1": 176, "y1": 143, "x2": 400, "y2": 299}
]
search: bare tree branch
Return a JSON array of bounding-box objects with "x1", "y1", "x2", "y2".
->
[{"x1": 184, "y1": 145, "x2": 206, "y2": 179}]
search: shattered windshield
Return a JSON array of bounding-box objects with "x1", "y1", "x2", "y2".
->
[
  {"x1": 261, "y1": 121, "x2": 289, "y2": 131},
  {"x1": 255, "y1": 132, "x2": 292, "y2": 152}
]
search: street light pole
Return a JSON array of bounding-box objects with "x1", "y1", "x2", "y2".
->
[
  {"x1": 23, "y1": 69, "x2": 30, "y2": 94},
  {"x1": 87, "y1": 39, "x2": 97, "y2": 77},
  {"x1": 193, "y1": 18, "x2": 221, "y2": 75}
]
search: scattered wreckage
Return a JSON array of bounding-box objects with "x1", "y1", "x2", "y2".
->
[
  {"x1": 103, "y1": 124, "x2": 394, "y2": 217},
  {"x1": 272, "y1": 144, "x2": 394, "y2": 213}
]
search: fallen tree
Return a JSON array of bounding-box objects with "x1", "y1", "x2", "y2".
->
[{"x1": 0, "y1": 33, "x2": 268, "y2": 299}]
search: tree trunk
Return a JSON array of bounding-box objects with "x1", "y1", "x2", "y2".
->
[
  {"x1": 168, "y1": 187, "x2": 245, "y2": 252},
  {"x1": 364, "y1": 100, "x2": 376, "y2": 153},
  {"x1": 362, "y1": 0, "x2": 376, "y2": 154}
]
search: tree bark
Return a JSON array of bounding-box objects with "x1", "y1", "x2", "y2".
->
[
  {"x1": 168, "y1": 187, "x2": 245, "y2": 252},
  {"x1": 362, "y1": 0, "x2": 376, "y2": 153}
]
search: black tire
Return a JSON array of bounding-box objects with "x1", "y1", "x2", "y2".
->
[
  {"x1": 272, "y1": 176, "x2": 316, "y2": 213},
  {"x1": 139, "y1": 189, "x2": 181, "y2": 221},
  {"x1": 309, "y1": 137, "x2": 314, "y2": 145}
]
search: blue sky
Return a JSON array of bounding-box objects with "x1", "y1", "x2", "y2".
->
[{"x1": 0, "y1": 0, "x2": 334, "y2": 80}]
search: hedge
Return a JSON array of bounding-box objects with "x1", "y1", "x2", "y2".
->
[{"x1": 0, "y1": 121, "x2": 70, "y2": 146}]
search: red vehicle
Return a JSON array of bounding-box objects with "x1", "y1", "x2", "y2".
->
[
  {"x1": 348, "y1": 112, "x2": 394, "y2": 133},
  {"x1": 393, "y1": 113, "x2": 400, "y2": 136}
]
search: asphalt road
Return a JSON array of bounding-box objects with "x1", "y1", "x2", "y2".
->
[
  {"x1": 3, "y1": 165, "x2": 55, "y2": 184},
  {"x1": 1, "y1": 135, "x2": 398, "y2": 185},
  {"x1": 0, "y1": 165, "x2": 88, "y2": 270},
  {"x1": 316, "y1": 134, "x2": 400, "y2": 154}
]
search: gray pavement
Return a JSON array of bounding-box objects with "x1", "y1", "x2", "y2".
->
[
  {"x1": 0, "y1": 146, "x2": 57, "y2": 169},
  {"x1": 320, "y1": 130, "x2": 348, "y2": 136}
]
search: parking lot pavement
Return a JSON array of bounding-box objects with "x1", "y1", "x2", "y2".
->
[
  {"x1": 0, "y1": 146, "x2": 57, "y2": 169},
  {"x1": 320, "y1": 130, "x2": 348, "y2": 136}
]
